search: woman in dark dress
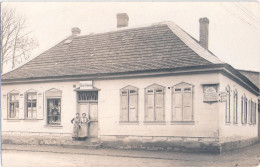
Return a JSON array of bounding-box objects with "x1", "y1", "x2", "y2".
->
[
  {"x1": 71, "y1": 113, "x2": 80, "y2": 140},
  {"x1": 78, "y1": 113, "x2": 90, "y2": 140}
]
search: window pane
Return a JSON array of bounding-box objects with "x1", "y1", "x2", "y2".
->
[
  {"x1": 47, "y1": 99, "x2": 61, "y2": 124},
  {"x1": 155, "y1": 89, "x2": 163, "y2": 93},
  {"x1": 129, "y1": 90, "x2": 136, "y2": 94},
  {"x1": 184, "y1": 88, "x2": 191, "y2": 92},
  {"x1": 175, "y1": 88, "x2": 181, "y2": 92},
  {"x1": 147, "y1": 90, "x2": 153, "y2": 93}
]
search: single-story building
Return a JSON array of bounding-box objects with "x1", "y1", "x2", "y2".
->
[{"x1": 1, "y1": 13, "x2": 259, "y2": 153}]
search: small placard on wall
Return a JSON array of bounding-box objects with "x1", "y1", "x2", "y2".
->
[
  {"x1": 203, "y1": 85, "x2": 218, "y2": 102},
  {"x1": 79, "y1": 81, "x2": 93, "y2": 90}
]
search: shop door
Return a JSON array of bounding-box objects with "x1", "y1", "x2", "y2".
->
[{"x1": 78, "y1": 102, "x2": 98, "y2": 138}]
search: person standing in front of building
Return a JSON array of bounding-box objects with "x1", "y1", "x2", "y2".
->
[
  {"x1": 78, "y1": 113, "x2": 90, "y2": 140},
  {"x1": 71, "y1": 113, "x2": 80, "y2": 140}
]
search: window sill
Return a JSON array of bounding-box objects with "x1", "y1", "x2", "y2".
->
[
  {"x1": 44, "y1": 124, "x2": 63, "y2": 128},
  {"x1": 24, "y1": 118, "x2": 38, "y2": 121},
  {"x1": 171, "y1": 121, "x2": 195, "y2": 125},
  {"x1": 233, "y1": 122, "x2": 239, "y2": 125},
  {"x1": 6, "y1": 118, "x2": 20, "y2": 121},
  {"x1": 225, "y1": 122, "x2": 231, "y2": 125},
  {"x1": 143, "y1": 121, "x2": 166, "y2": 125},
  {"x1": 119, "y1": 121, "x2": 139, "y2": 125}
]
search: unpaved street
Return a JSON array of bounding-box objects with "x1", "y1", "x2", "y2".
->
[{"x1": 2, "y1": 143, "x2": 260, "y2": 167}]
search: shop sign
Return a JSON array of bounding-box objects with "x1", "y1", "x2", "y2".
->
[
  {"x1": 219, "y1": 91, "x2": 227, "y2": 102},
  {"x1": 203, "y1": 85, "x2": 218, "y2": 102},
  {"x1": 79, "y1": 81, "x2": 93, "y2": 90}
]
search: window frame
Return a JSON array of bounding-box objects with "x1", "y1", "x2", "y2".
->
[
  {"x1": 225, "y1": 85, "x2": 231, "y2": 123},
  {"x1": 25, "y1": 91, "x2": 38, "y2": 119},
  {"x1": 119, "y1": 85, "x2": 139, "y2": 123},
  {"x1": 171, "y1": 82, "x2": 194, "y2": 123},
  {"x1": 8, "y1": 92, "x2": 20, "y2": 120},
  {"x1": 233, "y1": 89, "x2": 238, "y2": 124},
  {"x1": 47, "y1": 98, "x2": 61, "y2": 125},
  {"x1": 144, "y1": 84, "x2": 165, "y2": 123},
  {"x1": 45, "y1": 88, "x2": 62, "y2": 126}
]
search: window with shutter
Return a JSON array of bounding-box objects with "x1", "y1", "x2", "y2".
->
[
  {"x1": 144, "y1": 84, "x2": 165, "y2": 122},
  {"x1": 25, "y1": 89, "x2": 38, "y2": 119},
  {"x1": 172, "y1": 82, "x2": 193, "y2": 123},
  {"x1": 7, "y1": 90, "x2": 20, "y2": 120},
  {"x1": 120, "y1": 85, "x2": 138, "y2": 123}
]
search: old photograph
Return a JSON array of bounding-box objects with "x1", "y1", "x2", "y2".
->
[{"x1": 1, "y1": 1, "x2": 260, "y2": 167}]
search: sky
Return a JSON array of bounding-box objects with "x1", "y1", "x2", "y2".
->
[{"x1": 2, "y1": 2, "x2": 260, "y2": 73}]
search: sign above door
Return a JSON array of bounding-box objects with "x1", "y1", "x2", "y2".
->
[{"x1": 79, "y1": 81, "x2": 93, "y2": 90}]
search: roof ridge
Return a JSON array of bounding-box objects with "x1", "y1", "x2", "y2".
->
[{"x1": 161, "y1": 21, "x2": 224, "y2": 64}]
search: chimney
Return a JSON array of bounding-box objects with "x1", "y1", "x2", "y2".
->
[
  {"x1": 199, "y1": 17, "x2": 209, "y2": 50},
  {"x1": 71, "y1": 27, "x2": 81, "y2": 36},
  {"x1": 117, "y1": 13, "x2": 129, "y2": 28}
]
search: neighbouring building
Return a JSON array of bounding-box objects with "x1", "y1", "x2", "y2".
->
[{"x1": 1, "y1": 14, "x2": 259, "y2": 153}]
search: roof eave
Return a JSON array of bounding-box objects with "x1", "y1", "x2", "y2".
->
[{"x1": 1, "y1": 64, "x2": 259, "y2": 96}]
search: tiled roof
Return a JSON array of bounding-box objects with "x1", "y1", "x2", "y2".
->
[
  {"x1": 238, "y1": 70, "x2": 260, "y2": 89},
  {"x1": 2, "y1": 22, "x2": 223, "y2": 80}
]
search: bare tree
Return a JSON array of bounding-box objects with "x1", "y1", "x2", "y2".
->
[{"x1": 1, "y1": 6, "x2": 38, "y2": 73}]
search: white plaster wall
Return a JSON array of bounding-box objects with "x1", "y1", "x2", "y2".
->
[
  {"x1": 1, "y1": 81, "x2": 79, "y2": 134},
  {"x1": 218, "y1": 74, "x2": 258, "y2": 142},
  {"x1": 2, "y1": 73, "x2": 220, "y2": 138},
  {"x1": 95, "y1": 73, "x2": 220, "y2": 138}
]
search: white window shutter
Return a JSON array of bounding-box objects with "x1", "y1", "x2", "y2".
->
[
  {"x1": 129, "y1": 93, "x2": 138, "y2": 122},
  {"x1": 183, "y1": 91, "x2": 192, "y2": 121},
  {"x1": 172, "y1": 89, "x2": 182, "y2": 121},
  {"x1": 120, "y1": 90, "x2": 129, "y2": 122},
  {"x1": 145, "y1": 90, "x2": 154, "y2": 121},
  {"x1": 155, "y1": 93, "x2": 164, "y2": 121},
  {"x1": 19, "y1": 93, "x2": 24, "y2": 120},
  {"x1": 37, "y1": 92, "x2": 44, "y2": 120},
  {"x1": 2, "y1": 94, "x2": 8, "y2": 119}
]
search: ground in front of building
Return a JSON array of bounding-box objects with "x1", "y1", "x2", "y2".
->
[{"x1": 2, "y1": 142, "x2": 260, "y2": 167}]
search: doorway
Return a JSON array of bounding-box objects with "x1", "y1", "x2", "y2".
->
[{"x1": 77, "y1": 91, "x2": 98, "y2": 138}]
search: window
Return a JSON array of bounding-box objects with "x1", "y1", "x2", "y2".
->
[
  {"x1": 25, "y1": 92, "x2": 37, "y2": 119},
  {"x1": 233, "y1": 90, "x2": 238, "y2": 123},
  {"x1": 225, "y1": 85, "x2": 231, "y2": 123},
  {"x1": 120, "y1": 86, "x2": 138, "y2": 122},
  {"x1": 253, "y1": 101, "x2": 257, "y2": 125},
  {"x1": 248, "y1": 99, "x2": 252, "y2": 124},
  {"x1": 78, "y1": 91, "x2": 98, "y2": 102},
  {"x1": 251, "y1": 100, "x2": 256, "y2": 125},
  {"x1": 172, "y1": 82, "x2": 193, "y2": 122},
  {"x1": 241, "y1": 95, "x2": 247, "y2": 124},
  {"x1": 244, "y1": 97, "x2": 247, "y2": 124},
  {"x1": 8, "y1": 93, "x2": 19, "y2": 119},
  {"x1": 47, "y1": 99, "x2": 61, "y2": 124},
  {"x1": 145, "y1": 84, "x2": 165, "y2": 122},
  {"x1": 45, "y1": 88, "x2": 62, "y2": 125}
]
